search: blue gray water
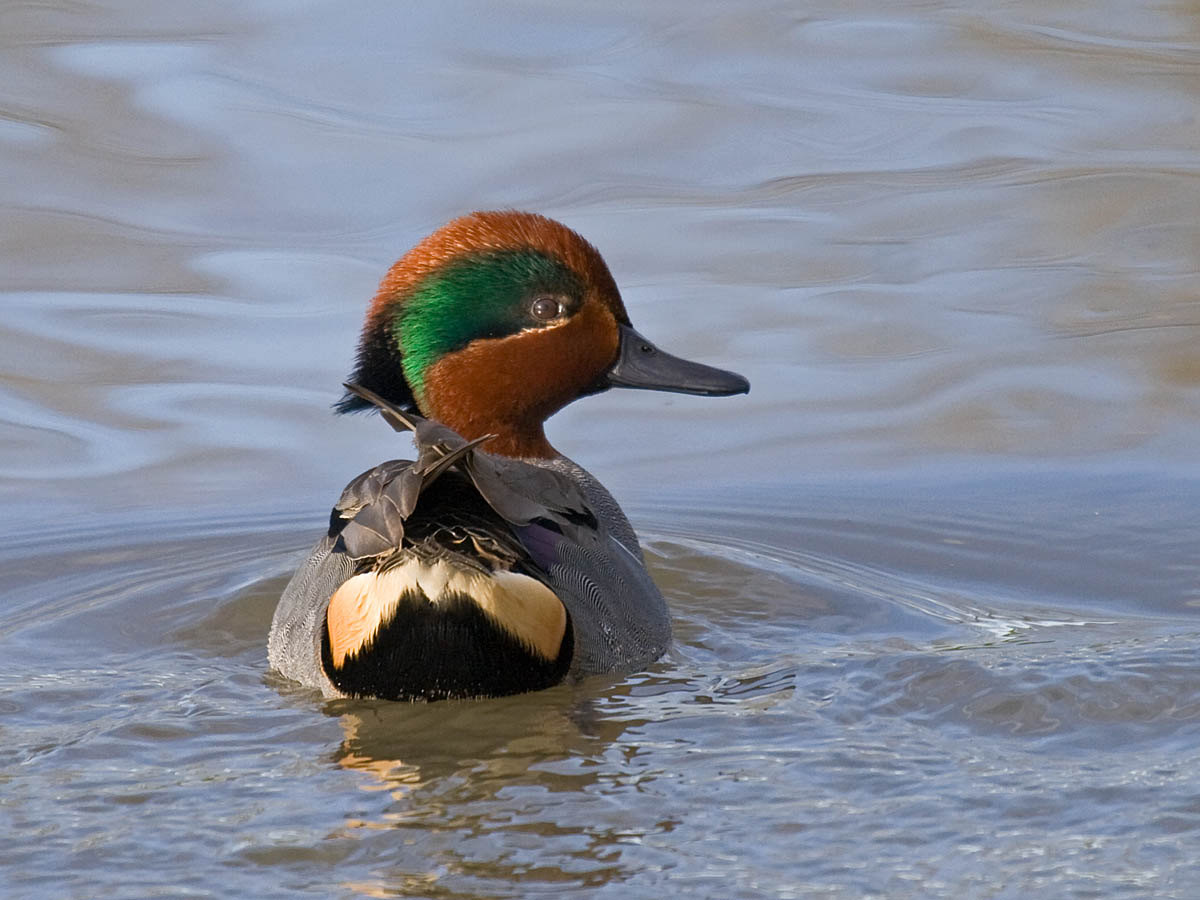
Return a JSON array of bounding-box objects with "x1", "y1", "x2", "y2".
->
[{"x1": 2, "y1": 2, "x2": 1199, "y2": 897}]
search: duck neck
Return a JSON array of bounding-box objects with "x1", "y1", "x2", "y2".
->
[
  {"x1": 470, "y1": 424, "x2": 557, "y2": 460},
  {"x1": 418, "y1": 382, "x2": 557, "y2": 459},
  {"x1": 424, "y1": 402, "x2": 557, "y2": 459},
  {"x1": 418, "y1": 347, "x2": 570, "y2": 461}
]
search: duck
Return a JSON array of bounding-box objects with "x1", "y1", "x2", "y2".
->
[{"x1": 268, "y1": 210, "x2": 749, "y2": 701}]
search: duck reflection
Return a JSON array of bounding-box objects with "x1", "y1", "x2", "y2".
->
[
  {"x1": 321, "y1": 676, "x2": 684, "y2": 896},
  {"x1": 325, "y1": 680, "x2": 635, "y2": 797}
]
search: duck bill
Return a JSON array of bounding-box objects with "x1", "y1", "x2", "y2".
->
[{"x1": 604, "y1": 324, "x2": 750, "y2": 397}]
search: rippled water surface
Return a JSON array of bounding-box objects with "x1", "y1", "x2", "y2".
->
[{"x1": 3, "y1": 2, "x2": 1200, "y2": 897}]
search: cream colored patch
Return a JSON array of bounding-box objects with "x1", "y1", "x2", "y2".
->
[
  {"x1": 326, "y1": 572, "x2": 391, "y2": 670},
  {"x1": 475, "y1": 569, "x2": 568, "y2": 661},
  {"x1": 326, "y1": 560, "x2": 567, "y2": 668}
]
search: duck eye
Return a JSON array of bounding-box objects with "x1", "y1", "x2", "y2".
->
[{"x1": 530, "y1": 296, "x2": 563, "y2": 321}]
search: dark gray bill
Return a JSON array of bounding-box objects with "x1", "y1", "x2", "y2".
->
[{"x1": 604, "y1": 324, "x2": 750, "y2": 396}]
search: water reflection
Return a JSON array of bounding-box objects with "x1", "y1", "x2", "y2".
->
[
  {"x1": 330, "y1": 689, "x2": 604, "y2": 790},
  {"x1": 325, "y1": 685, "x2": 665, "y2": 894}
]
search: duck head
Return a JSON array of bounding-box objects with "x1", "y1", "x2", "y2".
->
[{"x1": 338, "y1": 210, "x2": 749, "y2": 458}]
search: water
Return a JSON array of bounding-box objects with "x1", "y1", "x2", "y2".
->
[{"x1": 3, "y1": 2, "x2": 1200, "y2": 897}]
